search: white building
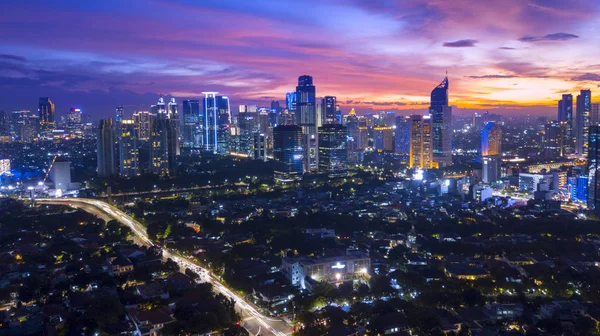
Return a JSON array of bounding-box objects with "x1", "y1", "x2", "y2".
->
[{"x1": 0, "y1": 159, "x2": 9, "y2": 175}]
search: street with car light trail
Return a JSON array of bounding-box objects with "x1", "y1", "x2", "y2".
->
[{"x1": 35, "y1": 198, "x2": 293, "y2": 336}]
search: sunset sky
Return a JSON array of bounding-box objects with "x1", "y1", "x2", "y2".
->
[{"x1": 0, "y1": 0, "x2": 599, "y2": 118}]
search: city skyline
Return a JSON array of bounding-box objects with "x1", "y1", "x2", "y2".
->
[{"x1": 0, "y1": 0, "x2": 599, "y2": 118}]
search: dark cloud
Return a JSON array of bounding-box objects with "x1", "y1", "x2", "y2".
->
[
  {"x1": 499, "y1": 47, "x2": 516, "y2": 50},
  {"x1": 518, "y1": 32, "x2": 579, "y2": 42},
  {"x1": 443, "y1": 39, "x2": 478, "y2": 47},
  {"x1": 572, "y1": 73, "x2": 600, "y2": 81},
  {"x1": 467, "y1": 74, "x2": 518, "y2": 79},
  {"x1": 0, "y1": 54, "x2": 26, "y2": 61}
]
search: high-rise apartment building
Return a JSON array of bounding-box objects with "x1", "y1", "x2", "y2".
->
[
  {"x1": 66, "y1": 108, "x2": 83, "y2": 138},
  {"x1": 430, "y1": 75, "x2": 452, "y2": 167},
  {"x1": 119, "y1": 120, "x2": 139, "y2": 177},
  {"x1": 395, "y1": 116, "x2": 411, "y2": 157},
  {"x1": 150, "y1": 118, "x2": 178, "y2": 176},
  {"x1": 97, "y1": 119, "x2": 116, "y2": 177},
  {"x1": 318, "y1": 124, "x2": 348, "y2": 177},
  {"x1": 409, "y1": 115, "x2": 433, "y2": 169},
  {"x1": 133, "y1": 111, "x2": 153, "y2": 141},
  {"x1": 373, "y1": 126, "x2": 393, "y2": 152}
]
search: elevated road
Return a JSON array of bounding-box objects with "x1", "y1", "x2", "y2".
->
[{"x1": 36, "y1": 198, "x2": 292, "y2": 336}]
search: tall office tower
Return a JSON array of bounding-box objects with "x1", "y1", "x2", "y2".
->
[
  {"x1": 66, "y1": 108, "x2": 83, "y2": 138},
  {"x1": 273, "y1": 125, "x2": 303, "y2": 182},
  {"x1": 119, "y1": 120, "x2": 139, "y2": 177},
  {"x1": 322, "y1": 96, "x2": 336, "y2": 124},
  {"x1": 97, "y1": 119, "x2": 116, "y2": 177},
  {"x1": 558, "y1": 94, "x2": 574, "y2": 154},
  {"x1": 409, "y1": 115, "x2": 433, "y2": 169},
  {"x1": 133, "y1": 111, "x2": 153, "y2": 141},
  {"x1": 543, "y1": 120, "x2": 565, "y2": 159},
  {"x1": 0, "y1": 110, "x2": 8, "y2": 136},
  {"x1": 270, "y1": 100, "x2": 281, "y2": 125},
  {"x1": 38, "y1": 97, "x2": 55, "y2": 134},
  {"x1": 115, "y1": 105, "x2": 124, "y2": 136},
  {"x1": 152, "y1": 96, "x2": 167, "y2": 116},
  {"x1": 430, "y1": 75, "x2": 452, "y2": 167},
  {"x1": 303, "y1": 134, "x2": 318, "y2": 172},
  {"x1": 277, "y1": 110, "x2": 295, "y2": 126},
  {"x1": 150, "y1": 118, "x2": 178, "y2": 176},
  {"x1": 202, "y1": 92, "x2": 230, "y2": 154},
  {"x1": 254, "y1": 133, "x2": 267, "y2": 162},
  {"x1": 258, "y1": 109, "x2": 270, "y2": 135},
  {"x1": 346, "y1": 108, "x2": 360, "y2": 163},
  {"x1": 168, "y1": 98, "x2": 178, "y2": 120},
  {"x1": 335, "y1": 105, "x2": 343, "y2": 125},
  {"x1": 395, "y1": 116, "x2": 411, "y2": 157},
  {"x1": 296, "y1": 75, "x2": 317, "y2": 135},
  {"x1": 481, "y1": 121, "x2": 502, "y2": 183},
  {"x1": 373, "y1": 126, "x2": 393, "y2": 152},
  {"x1": 318, "y1": 124, "x2": 348, "y2": 177},
  {"x1": 238, "y1": 105, "x2": 259, "y2": 155},
  {"x1": 472, "y1": 112, "x2": 484, "y2": 131},
  {"x1": 592, "y1": 103, "x2": 600, "y2": 126},
  {"x1": 316, "y1": 102, "x2": 323, "y2": 128},
  {"x1": 575, "y1": 89, "x2": 592, "y2": 156},
  {"x1": 587, "y1": 125, "x2": 600, "y2": 212},
  {"x1": 182, "y1": 99, "x2": 200, "y2": 148},
  {"x1": 358, "y1": 117, "x2": 369, "y2": 150},
  {"x1": 286, "y1": 92, "x2": 297, "y2": 114},
  {"x1": 385, "y1": 112, "x2": 396, "y2": 127}
]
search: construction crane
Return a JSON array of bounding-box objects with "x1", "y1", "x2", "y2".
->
[{"x1": 41, "y1": 155, "x2": 57, "y2": 185}]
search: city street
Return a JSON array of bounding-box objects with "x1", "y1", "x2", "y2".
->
[{"x1": 36, "y1": 198, "x2": 293, "y2": 336}]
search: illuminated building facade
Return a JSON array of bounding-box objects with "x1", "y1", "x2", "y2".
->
[
  {"x1": 409, "y1": 115, "x2": 433, "y2": 169},
  {"x1": 430, "y1": 75, "x2": 452, "y2": 167},
  {"x1": 119, "y1": 120, "x2": 139, "y2": 177},
  {"x1": 373, "y1": 126, "x2": 393, "y2": 152},
  {"x1": 202, "y1": 92, "x2": 230, "y2": 154},
  {"x1": 38, "y1": 97, "x2": 55, "y2": 134},
  {"x1": 318, "y1": 124, "x2": 348, "y2": 177},
  {"x1": 150, "y1": 118, "x2": 178, "y2": 177},
  {"x1": 273, "y1": 125, "x2": 303, "y2": 182},
  {"x1": 97, "y1": 119, "x2": 116, "y2": 177},
  {"x1": 588, "y1": 125, "x2": 600, "y2": 212},
  {"x1": 296, "y1": 75, "x2": 316, "y2": 135},
  {"x1": 543, "y1": 120, "x2": 566, "y2": 159},
  {"x1": 282, "y1": 252, "x2": 370, "y2": 289},
  {"x1": 182, "y1": 99, "x2": 200, "y2": 148},
  {"x1": 558, "y1": 94, "x2": 574, "y2": 154},
  {"x1": 481, "y1": 121, "x2": 502, "y2": 183},
  {"x1": 575, "y1": 89, "x2": 592, "y2": 157}
]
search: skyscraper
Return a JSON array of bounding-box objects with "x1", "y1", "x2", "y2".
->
[
  {"x1": 296, "y1": 75, "x2": 317, "y2": 135},
  {"x1": 373, "y1": 126, "x2": 393, "y2": 152},
  {"x1": 286, "y1": 92, "x2": 297, "y2": 114},
  {"x1": 592, "y1": 103, "x2": 600, "y2": 126},
  {"x1": 152, "y1": 96, "x2": 167, "y2": 116},
  {"x1": 133, "y1": 111, "x2": 153, "y2": 141},
  {"x1": 273, "y1": 125, "x2": 303, "y2": 183},
  {"x1": 66, "y1": 108, "x2": 83, "y2": 138},
  {"x1": 150, "y1": 118, "x2": 178, "y2": 176},
  {"x1": 543, "y1": 120, "x2": 565, "y2": 159},
  {"x1": 346, "y1": 109, "x2": 360, "y2": 164},
  {"x1": 322, "y1": 96, "x2": 336, "y2": 125},
  {"x1": 587, "y1": 125, "x2": 600, "y2": 212},
  {"x1": 97, "y1": 119, "x2": 116, "y2": 177},
  {"x1": 558, "y1": 94, "x2": 574, "y2": 154},
  {"x1": 202, "y1": 92, "x2": 230, "y2": 154},
  {"x1": 182, "y1": 99, "x2": 200, "y2": 148},
  {"x1": 115, "y1": 105, "x2": 124, "y2": 137},
  {"x1": 481, "y1": 121, "x2": 502, "y2": 183},
  {"x1": 119, "y1": 120, "x2": 139, "y2": 177},
  {"x1": 429, "y1": 75, "x2": 452, "y2": 167},
  {"x1": 38, "y1": 97, "x2": 55, "y2": 133},
  {"x1": 575, "y1": 89, "x2": 592, "y2": 156},
  {"x1": 254, "y1": 133, "x2": 267, "y2": 162},
  {"x1": 395, "y1": 116, "x2": 411, "y2": 159},
  {"x1": 238, "y1": 105, "x2": 259, "y2": 156},
  {"x1": 409, "y1": 115, "x2": 433, "y2": 169},
  {"x1": 318, "y1": 124, "x2": 348, "y2": 177}
]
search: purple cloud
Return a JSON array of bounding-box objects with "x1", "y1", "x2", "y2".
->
[
  {"x1": 572, "y1": 73, "x2": 600, "y2": 81},
  {"x1": 518, "y1": 32, "x2": 579, "y2": 42},
  {"x1": 467, "y1": 75, "x2": 518, "y2": 79},
  {"x1": 443, "y1": 39, "x2": 478, "y2": 47}
]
